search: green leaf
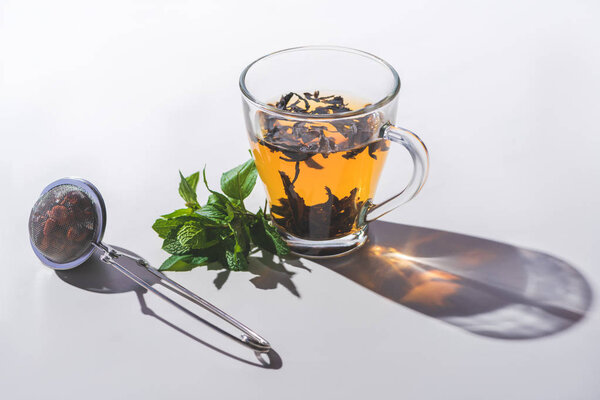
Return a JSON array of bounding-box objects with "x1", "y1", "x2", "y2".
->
[
  {"x1": 207, "y1": 192, "x2": 235, "y2": 221},
  {"x1": 176, "y1": 221, "x2": 219, "y2": 249},
  {"x1": 176, "y1": 222, "x2": 203, "y2": 246},
  {"x1": 161, "y1": 208, "x2": 193, "y2": 218},
  {"x1": 159, "y1": 254, "x2": 212, "y2": 271},
  {"x1": 152, "y1": 218, "x2": 185, "y2": 239},
  {"x1": 162, "y1": 235, "x2": 191, "y2": 255},
  {"x1": 202, "y1": 166, "x2": 215, "y2": 193},
  {"x1": 225, "y1": 250, "x2": 248, "y2": 271},
  {"x1": 263, "y1": 219, "x2": 290, "y2": 256},
  {"x1": 178, "y1": 171, "x2": 199, "y2": 208},
  {"x1": 159, "y1": 254, "x2": 194, "y2": 271},
  {"x1": 207, "y1": 192, "x2": 229, "y2": 207},
  {"x1": 186, "y1": 171, "x2": 200, "y2": 192},
  {"x1": 230, "y1": 219, "x2": 250, "y2": 254},
  {"x1": 220, "y1": 159, "x2": 258, "y2": 201},
  {"x1": 153, "y1": 213, "x2": 205, "y2": 239},
  {"x1": 191, "y1": 256, "x2": 211, "y2": 265},
  {"x1": 250, "y1": 210, "x2": 290, "y2": 256},
  {"x1": 188, "y1": 212, "x2": 223, "y2": 228},
  {"x1": 196, "y1": 204, "x2": 229, "y2": 223}
]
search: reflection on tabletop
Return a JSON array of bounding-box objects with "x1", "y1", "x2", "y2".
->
[
  {"x1": 55, "y1": 246, "x2": 282, "y2": 369},
  {"x1": 318, "y1": 221, "x2": 593, "y2": 339}
]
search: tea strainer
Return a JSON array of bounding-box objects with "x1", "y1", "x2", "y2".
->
[{"x1": 28, "y1": 178, "x2": 270, "y2": 352}]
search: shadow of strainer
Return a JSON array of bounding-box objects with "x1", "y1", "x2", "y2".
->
[
  {"x1": 28, "y1": 178, "x2": 273, "y2": 354},
  {"x1": 56, "y1": 246, "x2": 282, "y2": 369}
]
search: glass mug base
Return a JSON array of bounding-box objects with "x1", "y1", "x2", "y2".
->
[{"x1": 280, "y1": 226, "x2": 368, "y2": 259}]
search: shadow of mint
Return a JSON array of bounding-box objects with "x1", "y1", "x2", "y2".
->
[
  {"x1": 205, "y1": 252, "x2": 310, "y2": 298},
  {"x1": 248, "y1": 252, "x2": 310, "y2": 298}
]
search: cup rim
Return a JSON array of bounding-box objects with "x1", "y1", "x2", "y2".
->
[{"x1": 239, "y1": 45, "x2": 401, "y2": 120}]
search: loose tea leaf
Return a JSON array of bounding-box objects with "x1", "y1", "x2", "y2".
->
[
  {"x1": 153, "y1": 162, "x2": 290, "y2": 272},
  {"x1": 255, "y1": 90, "x2": 390, "y2": 241},
  {"x1": 259, "y1": 91, "x2": 384, "y2": 164},
  {"x1": 270, "y1": 170, "x2": 366, "y2": 239}
]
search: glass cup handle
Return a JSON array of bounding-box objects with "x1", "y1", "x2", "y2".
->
[{"x1": 366, "y1": 123, "x2": 430, "y2": 222}]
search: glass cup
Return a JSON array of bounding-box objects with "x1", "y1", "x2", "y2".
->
[{"x1": 240, "y1": 46, "x2": 429, "y2": 258}]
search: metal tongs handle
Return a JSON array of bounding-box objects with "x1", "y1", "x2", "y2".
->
[{"x1": 93, "y1": 243, "x2": 271, "y2": 352}]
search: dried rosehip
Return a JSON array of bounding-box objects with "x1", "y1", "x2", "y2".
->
[
  {"x1": 30, "y1": 182, "x2": 99, "y2": 264},
  {"x1": 48, "y1": 205, "x2": 69, "y2": 225},
  {"x1": 67, "y1": 226, "x2": 90, "y2": 242},
  {"x1": 43, "y1": 218, "x2": 58, "y2": 236}
]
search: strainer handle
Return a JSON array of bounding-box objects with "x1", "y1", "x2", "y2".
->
[
  {"x1": 94, "y1": 244, "x2": 270, "y2": 352},
  {"x1": 147, "y1": 265, "x2": 271, "y2": 352}
]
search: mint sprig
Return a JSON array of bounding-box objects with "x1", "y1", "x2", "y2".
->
[{"x1": 152, "y1": 159, "x2": 290, "y2": 272}]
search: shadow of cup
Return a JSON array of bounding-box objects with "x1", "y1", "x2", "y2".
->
[
  {"x1": 55, "y1": 246, "x2": 282, "y2": 369},
  {"x1": 318, "y1": 221, "x2": 593, "y2": 339}
]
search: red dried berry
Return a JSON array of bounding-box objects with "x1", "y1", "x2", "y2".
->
[
  {"x1": 48, "y1": 205, "x2": 69, "y2": 225},
  {"x1": 43, "y1": 218, "x2": 58, "y2": 236},
  {"x1": 61, "y1": 190, "x2": 86, "y2": 207},
  {"x1": 78, "y1": 195, "x2": 92, "y2": 209},
  {"x1": 67, "y1": 226, "x2": 90, "y2": 242}
]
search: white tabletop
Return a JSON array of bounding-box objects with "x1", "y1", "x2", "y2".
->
[{"x1": 2, "y1": 1, "x2": 600, "y2": 399}]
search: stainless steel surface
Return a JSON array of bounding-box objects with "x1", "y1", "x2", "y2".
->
[{"x1": 98, "y1": 243, "x2": 271, "y2": 351}]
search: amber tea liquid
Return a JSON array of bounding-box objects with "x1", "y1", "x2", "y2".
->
[{"x1": 252, "y1": 92, "x2": 390, "y2": 240}]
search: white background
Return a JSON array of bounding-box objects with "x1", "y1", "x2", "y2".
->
[{"x1": 1, "y1": 0, "x2": 599, "y2": 399}]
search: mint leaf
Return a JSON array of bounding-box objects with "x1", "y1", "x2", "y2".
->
[
  {"x1": 208, "y1": 193, "x2": 235, "y2": 220},
  {"x1": 152, "y1": 218, "x2": 185, "y2": 239},
  {"x1": 230, "y1": 219, "x2": 250, "y2": 254},
  {"x1": 191, "y1": 256, "x2": 211, "y2": 265},
  {"x1": 176, "y1": 222, "x2": 204, "y2": 246},
  {"x1": 159, "y1": 254, "x2": 212, "y2": 271},
  {"x1": 186, "y1": 171, "x2": 200, "y2": 192},
  {"x1": 155, "y1": 157, "x2": 290, "y2": 275},
  {"x1": 178, "y1": 171, "x2": 199, "y2": 208},
  {"x1": 162, "y1": 235, "x2": 191, "y2": 255},
  {"x1": 161, "y1": 208, "x2": 193, "y2": 218},
  {"x1": 250, "y1": 210, "x2": 290, "y2": 256},
  {"x1": 225, "y1": 250, "x2": 248, "y2": 271},
  {"x1": 263, "y1": 218, "x2": 290, "y2": 256},
  {"x1": 159, "y1": 254, "x2": 194, "y2": 271},
  {"x1": 220, "y1": 159, "x2": 258, "y2": 201},
  {"x1": 177, "y1": 221, "x2": 219, "y2": 249},
  {"x1": 153, "y1": 213, "x2": 203, "y2": 239},
  {"x1": 196, "y1": 204, "x2": 230, "y2": 223},
  {"x1": 202, "y1": 166, "x2": 216, "y2": 193}
]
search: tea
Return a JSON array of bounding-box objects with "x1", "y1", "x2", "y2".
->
[{"x1": 251, "y1": 91, "x2": 390, "y2": 240}]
